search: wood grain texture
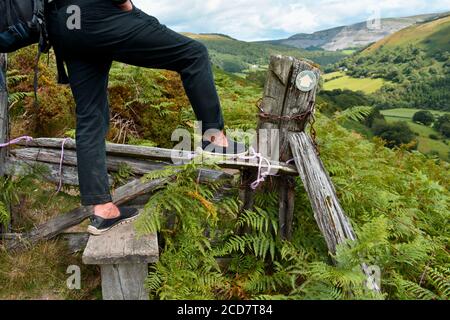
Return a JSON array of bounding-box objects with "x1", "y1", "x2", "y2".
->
[
  {"x1": 6, "y1": 177, "x2": 169, "y2": 252},
  {"x1": 288, "y1": 132, "x2": 356, "y2": 253},
  {"x1": 0, "y1": 53, "x2": 9, "y2": 233},
  {"x1": 11, "y1": 148, "x2": 168, "y2": 175},
  {"x1": 100, "y1": 264, "x2": 149, "y2": 300},
  {"x1": 14, "y1": 138, "x2": 298, "y2": 175},
  {"x1": 258, "y1": 55, "x2": 320, "y2": 240},
  {"x1": 0, "y1": 53, "x2": 7, "y2": 177},
  {"x1": 83, "y1": 221, "x2": 159, "y2": 265},
  {"x1": 5, "y1": 157, "x2": 114, "y2": 186}
]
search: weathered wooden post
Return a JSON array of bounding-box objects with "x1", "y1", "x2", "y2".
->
[
  {"x1": 0, "y1": 53, "x2": 8, "y2": 177},
  {"x1": 256, "y1": 55, "x2": 380, "y2": 292},
  {"x1": 0, "y1": 53, "x2": 10, "y2": 234},
  {"x1": 257, "y1": 55, "x2": 320, "y2": 240}
]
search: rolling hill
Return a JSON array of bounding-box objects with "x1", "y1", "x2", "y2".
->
[
  {"x1": 262, "y1": 12, "x2": 448, "y2": 51},
  {"x1": 321, "y1": 14, "x2": 450, "y2": 160},
  {"x1": 364, "y1": 14, "x2": 450, "y2": 54},
  {"x1": 183, "y1": 32, "x2": 350, "y2": 74}
]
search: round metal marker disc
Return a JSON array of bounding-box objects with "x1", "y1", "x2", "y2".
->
[{"x1": 295, "y1": 71, "x2": 317, "y2": 92}]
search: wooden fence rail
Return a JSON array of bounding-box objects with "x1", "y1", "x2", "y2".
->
[{"x1": 0, "y1": 54, "x2": 380, "y2": 293}]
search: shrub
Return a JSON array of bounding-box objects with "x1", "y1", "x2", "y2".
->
[
  {"x1": 429, "y1": 134, "x2": 439, "y2": 140},
  {"x1": 413, "y1": 111, "x2": 435, "y2": 126},
  {"x1": 372, "y1": 121, "x2": 417, "y2": 149}
]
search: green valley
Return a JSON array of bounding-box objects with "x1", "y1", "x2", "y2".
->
[
  {"x1": 184, "y1": 33, "x2": 351, "y2": 75},
  {"x1": 381, "y1": 108, "x2": 450, "y2": 159},
  {"x1": 320, "y1": 14, "x2": 450, "y2": 160},
  {"x1": 323, "y1": 71, "x2": 387, "y2": 94}
]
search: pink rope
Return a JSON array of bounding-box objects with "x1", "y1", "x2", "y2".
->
[
  {"x1": 56, "y1": 138, "x2": 71, "y2": 193},
  {"x1": 239, "y1": 147, "x2": 273, "y2": 190},
  {"x1": 0, "y1": 136, "x2": 69, "y2": 194},
  {"x1": 286, "y1": 158, "x2": 296, "y2": 165},
  {"x1": 0, "y1": 136, "x2": 34, "y2": 148}
]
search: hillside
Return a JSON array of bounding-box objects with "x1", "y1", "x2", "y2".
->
[
  {"x1": 183, "y1": 32, "x2": 349, "y2": 74},
  {"x1": 364, "y1": 14, "x2": 450, "y2": 54},
  {"x1": 2, "y1": 47, "x2": 449, "y2": 300},
  {"x1": 320, "y1": 15, "x2": 450, "y2": 160},
  {"x1": 263, "y1": 13, "x2": 447, "y2": 51},
  {"x1": 335, "y1": 14, "x2": 450, "y2": 111}
]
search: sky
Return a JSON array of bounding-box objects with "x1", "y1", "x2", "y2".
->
[{"x1": 132, "y1": 0, "x2": 450, "y2": 41}]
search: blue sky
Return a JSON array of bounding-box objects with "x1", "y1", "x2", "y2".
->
[{"x1": 133, "y1": 0, "x2": 450, "y2": 41}]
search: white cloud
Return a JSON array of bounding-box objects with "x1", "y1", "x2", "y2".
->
[{"x1": 132, "y1": 0, "x2": 450, "y2": 41}]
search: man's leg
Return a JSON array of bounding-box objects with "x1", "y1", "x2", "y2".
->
[
  {"x1": 110, "y1": 10, "x2": 225, "y2": 134},
  {"x1": 65, "y1": 57, "x2": 114, "y2": 210}
]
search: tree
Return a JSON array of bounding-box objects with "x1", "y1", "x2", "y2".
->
[
  {"x1": 434, "y1": 115, "x2": 450, "y2": 138},
  {"x1": 373, "y1": 121, "x2": 417, "y2": 149},
  {"x1": 413, "y1": 111, "x2": 435, "y2": 126}
]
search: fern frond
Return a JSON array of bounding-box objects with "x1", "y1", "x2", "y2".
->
[{"x1": 333, "y1": 106, "x2": 373, "y2": 123}]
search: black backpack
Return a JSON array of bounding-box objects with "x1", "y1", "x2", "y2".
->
[
  {"x1": 0, "y1": 0, "x2": 49, "y2": 53},
  {"x1": 0, "y1": 0, "x2": 61, "y2": 104}
]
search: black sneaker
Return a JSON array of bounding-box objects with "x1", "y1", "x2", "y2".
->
[
  {"x1": 87, "y1": 207, "x2": 140, "y2": 236},
  {"x1": 201, "y1": 136, "x2": 248, "y2": 158}
]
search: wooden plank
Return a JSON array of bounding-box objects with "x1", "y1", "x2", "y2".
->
[
  {"x1": 5, "y1": 157, "x2": 232, "y2": 187},
  {"x1": 11, "y1": 148, "x2": 168, "y2": 175},
  {"x1": 100, "y1": 264, "x2": 149, "y2": 300},
  {"x1": 83, "y1": 220, "x2": 159, "y2": 265},
  {"x1": 5, "y1": 177, "x2": 170, "y2": 252},
  {"x1": 0, "y1": 53, "x2": 9, "y2": 233},
  {"x1": 289, "y1": 132, "x2": 355, "y2": 253},
  {"x1": 2, "y1": 232, "x2": 90, "y2": 253},
  {"x1": 238, "y1": 169, "x2": 257, "y2": 235},
  {"x1": 15, "y1": 138, "x2": 298, "y2": 175},
  {"x1": 289, "y1": 132, "x2": 381, "y2": 292},
  {"x1": 4, "y1": 157, "x2": 114, "y2": 186},
  {"x1": 0, "y1": 53, "x2": 7, "y2": 177},
  {"x1": 278, "y1": 176, "x2": 295, "y2": 240}
]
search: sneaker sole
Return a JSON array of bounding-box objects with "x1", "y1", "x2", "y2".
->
[{"x1": 87, "y1": 214, "x2": 140, "y2": 236}]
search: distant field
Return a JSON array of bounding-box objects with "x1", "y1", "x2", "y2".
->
[
  {"x1": 381, "y1": 108, "x2": 448, "y2": 119},
  {"x1": 339, "y1": 49, "x2": 358, "y2": 55},
  {"x1": 323, "y1": 71, "x2": 386, "y2": 94},
  {"x1": 381, "y1": 108, "x2": 450, "y2": 159}
]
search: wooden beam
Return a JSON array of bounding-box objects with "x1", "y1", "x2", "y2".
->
[
  {"x1": 4, "y1": 157, "x2": 114, "y2": 186},
  {"x1": 5, "y1": 177, "x2": 170, "y2": 252},
  {"x1": 0, "y1": 53, "x2": 7, "y2": 177},
  {"x1": 0, "y1": 53, "x2": 10, "y2": 234},
  {"x1": 289, "y1": 132, "x2": 381, "y2": 293},
  {"x1": 289, "y1": 132, "x2": 355, "y2": 254},
  {"x1": 11, "y1": 147, "x2": 169, "y2": 175},
  {"x1": 15, "y1": 138, "x2": 298, "y2": 175},
  {"x1": 5, "y1": 157, "x2": 232, "y2": 187},
  {"x1": 1, "y1": 232, "x2": 90, "y2": 253}
]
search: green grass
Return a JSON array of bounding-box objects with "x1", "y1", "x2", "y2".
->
[
  {"x1": 381, "y1": 108, "x2": 450, "y2": 159},
  {"x1": 340, "y1": 49, "x2": 357, "y2": 55},
  {"x1": 381, "y1": 108, "x2": 448, "y2": 120},
  {"x1": 323, "y1": 72, "x2": 386, "y2": 94}
]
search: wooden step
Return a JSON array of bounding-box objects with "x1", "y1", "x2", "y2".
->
[{"x1": 82, "y1": 220, "x2": 159, "y2": 300}]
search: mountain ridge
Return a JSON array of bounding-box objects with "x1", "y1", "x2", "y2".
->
[{"x1": 260, "y1": 12, "x2": 449, "y2": 51}]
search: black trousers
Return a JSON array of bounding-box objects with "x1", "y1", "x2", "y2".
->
[{"x1": 46, "y1": 0, "x2": 224, "y2": 206}]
